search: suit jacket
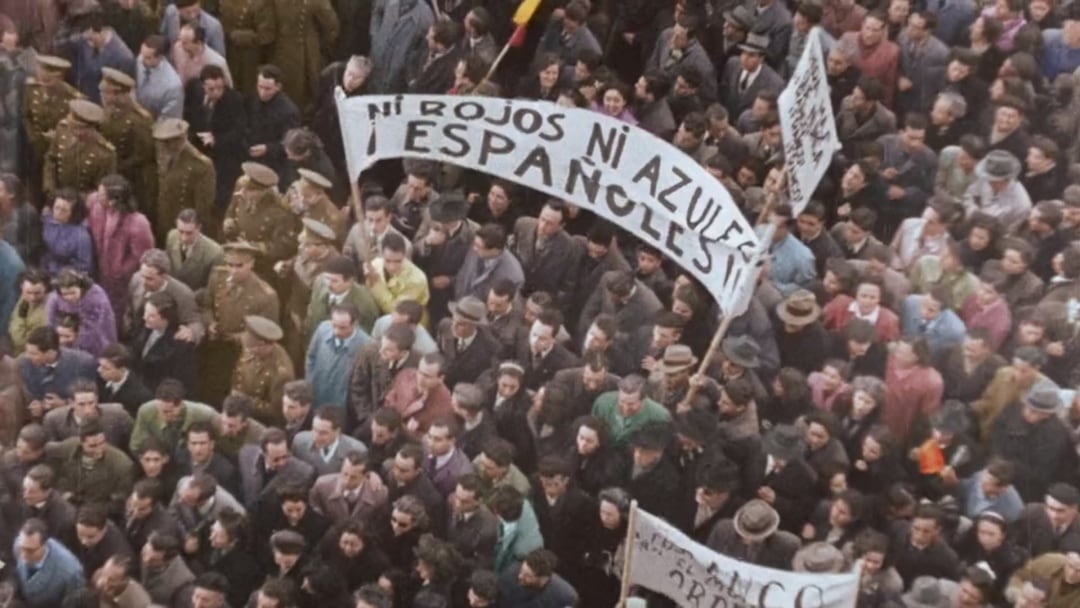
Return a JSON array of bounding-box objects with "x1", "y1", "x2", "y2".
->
[
  {"x1": 305, "y1": 278, "x2": 380, "y2": 336},
  {"x1": 424, "y1": 447, "x2": 475, "y2": 497},
  {"x1": 347, "y1": 343, "x2": 421, "y2": 425},
  {"x1": 185, "y1": 85, "x2": 247, "y2": 206},
  {"x1": 437, "y1": 323, "x2": 500, "y2": 388},
  {"x1": 510, "y1": 221, "x2": 581, "y2": 305},
  {"x1": 493, "y1": 500, "x2": 544, "y2": 574},
  {"x1": 447, "y1": 504, "x2": 499, "y2": 570},
  {"x1": 578, "y1": 274, "x2": 664, "y2": 339},
  {"x1": 522, "y1": 342, "x2": 581, "y2": 391},
  {"x1": 533, "y1": 485, "x2": 597, "y2": 575},
  {"x1": 454, "y1": 248, "x2": 525, "y2": 301},
  {"x1": 761, "y1": 457, "x2": 819, "y2": 533},
  {"x1": 18, "y1": 347, "x2": 97, "y2": 400},
  {"x1": 901, "y1": 296, "x2": 968, "y2": 357},
  {"x1": 128, "y1": 324, "x2": 197, "y2": 395},
  {"x1": 97, "y1": 372, "x2": 154, "y2": 416},
  {"x1": 237, "y1": 446, "x2": 316, "y2": 511},
  {"x1": 42, "y1": 402, "x2": 133, "y2": 447},
  {"x1": 165, "y1": 230, "x2": 224, "y2": 292},
  {"x1": 125, "y1": 275, "x2": 205, "y2": 344},
  {"x1": 173, "y1": 449, "x2": 241, "y2": 497},
  {"x1": 720, "y1": 56, "x2": 784, "y2": 119},
  {"x1": 291, "y1": 431, "x2": 369, "y2": 477},
  {"x1": 308, "y1": 471, "x2": 388, "y2": 524},
  {"x1": 408, "y1": 46, "x2": 460, "y2": 94},
  {"x1": 168, "y1": 475, "x2": 246, "y2": 534}
]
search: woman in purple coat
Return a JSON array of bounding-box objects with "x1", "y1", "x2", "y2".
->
[
  {"x1": 86, "y1": 174, "x2": 154, "y2": 325},
  {"x1": 41, "y1": 188, "x2": 94, "y2": 276},
  {"x1": 46, "y1": 268, "x2": 117, "y2": 357}
]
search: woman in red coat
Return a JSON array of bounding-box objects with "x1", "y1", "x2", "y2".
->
[
  {"x1": 86, "y1": 174, "x2": 154, "y2": 329},
  {"x1": 823, "y1": 275, "x2": 901, "y2": 342}
]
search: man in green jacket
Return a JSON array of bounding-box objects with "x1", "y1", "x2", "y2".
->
[
  {"x1": 130, "y1": 378, "x2": 219, "y2": 455},
  {"x1": 591, "y1": 374, "x2": 672, "y2": 448}
]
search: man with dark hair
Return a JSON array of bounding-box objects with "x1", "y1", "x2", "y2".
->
[
  {"x1": 54, "y1": 420, "x2": 135, "y2": 516},
  {"x1": 185, "y1": 64, "x2": 247, "y2": 209},
  {"x1": 448, "y1": 473, "x2": 499, "y2": 569},
  {"x1": 414, "y1": 193, "x2": 476, "y2": 326},
  {"x1": 43, "y1": 377, "x2": 133, "y2": 446},
  {"x1": 206, "y1": 508, "x2": 261, "y2": 606},
  {"x1": 244, "y1": 64, "x2": 300, "y2": 174},
  {"x1": 136, "y1": 34, "x2": 184, "y2": 119},
  {"x1": 140, "y1": 531, "x2": 196, "y2": 607},
  {"x1": 532, "y1": 455, "x2": 595, "y2": 585},
  {"x1": 130, "y1": 378, "x2": 219, "y2": 455},
  {"x1": 455, "y1": 223, "x2": 525, "y2": 301},
  {"x1": 172, "y1": 21, "x2": 231, "y2": 88},
  {"x1": 497, "y1": 548, "x2": 578, "y2": 607},
  {"x1": 125, "y1": 478, "x2": 185, "y2": 553},
  {"x1": 292, "y1": 406, "x2": 368, "y2": 476},
  {"x1": 579, "y1": 269, "x2": 664, "y2": 339},
  {"x1": 19, "y1": 326, "x2": 97, "y2": 419},
  {"x1": 423, "y1": 414, "x2": 475, "y2": 497},
  {"x1": 161, "y1": 0, "x2": 224, "y2": 54},
  {"x1": 635, "y1": 71, "x2": 677, "y2": 140},
  {"x1": 537, "y1": 1, "x2": 601, "y2": 68},
  {"x1": 73, "y1": 12, "x2": 136, "y2": 103},
  {"x1": 365, "y1": 232, "x2": 432, "y2": 321},
  {"x1": 522, "y1": 309, "x2": 580, "y2": 391},
  {"x1": 364, "y1": 407, "x2": 407, "y2": 472},
  {"x1": 9, "y1": 268, "x2": 49, "y2": 356},
  {"x1": 72, "y1": 503, "x2": 134, "y2": 576},
  {"x1": 672, "y1": 110, "x2": 716, "y2": 164},
  {"x1": 306, "y1": 255, "x2": 379, "y2": 338},
  {"x1": 349, "y1": 322, "x2": 421, "y2": 427},
  {"x1": 174, "y1": 421, "x2": 240, "y2": 496},
  {"x1": 216, "y1": 394, "x2": 266, "y2": 460},
  {"x1": 166, "y1": 209, "x2": 225, "y2": 291},
  {"x1": 238, "y1": 427, "x2": 316, "y2": 512},
  {"x1": 836, "y1": 77, "x2": 898, "y2": 157},
  {"x1": 308, "y1": 450, "x2": 387, "y2": 525},
  {"x1": 648, "y1": 13, "x2": 718, "y2": 102},
  {"x1": 409, "y1": 19, "x2": 462, "y2": 94},
  {"x1": 382, "y1": 352, "x2": 453, "y2": 437},
  {"x1": 892, "y1": 503, "x2": 963, "y2": 587},
  {"x1": 386, "y1": 443, "x2": 445, "y2": 532},
  {"x1": 511, "y1": 200, "x2": 582, "y2": 306}
]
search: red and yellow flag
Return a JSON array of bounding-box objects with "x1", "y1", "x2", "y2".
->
[{"x1": 512, "y1": 0, "x2": 542, "y2": 26}]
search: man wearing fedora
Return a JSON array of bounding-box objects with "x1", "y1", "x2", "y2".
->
[
  {"x1": 716, "y1": 335, "x2": 769, "y2": 404},
  {"x1": 626, "y1": 422, "x2": 681, "y2": 523},
  {"x1": 757, "y1": 424, "x2": 818, "y2": 533},
  {"x1": 414, "y1": 194, "x2": 477, "y2": 327},
  {"x1": 989, "y1": 381, "x2": 1076, "y2": 502},
  {"x1": 437, "y1": 295, "x2": 500, "y2": 389},
  {"x1": 646, "y1": 344, "x2": 719, "y2": 413},
  {"x1": 706, "y1": 498, "x2": 800, "y2": 570},
  {"x1": 774, "y1": 289, "x2": 831, "y2": 375},
  {"x1": 962, "y1": 149, "x2": 1032, "y2": 232},
  {"x1": 720, "y1": 30, "x2": 783, "y2": 119}
]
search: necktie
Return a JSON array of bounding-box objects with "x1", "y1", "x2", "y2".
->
[
  {"x1": 143, "y1": 66, "x2": 151, "y2": 82},
  {"x1": 345, "y1": 490, "x2": 358, "y2": 509},
  {"x1": 739, "y1": 71, "x2": 751, "y2": 92},
  {"x1": 180, "y1": 245, "x2": 189, "y2": 262}
]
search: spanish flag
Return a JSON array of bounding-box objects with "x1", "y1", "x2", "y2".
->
[{"x1": 512, "y1": 0, "x2": 542, "y2": 26}]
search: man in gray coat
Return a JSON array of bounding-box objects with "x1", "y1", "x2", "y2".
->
[
  {"x1": 238, "y1": 428, "x2": 316, "y2": 511},
  {"x1": 454, "y1": 224, "x2": 524, "y2": 301},
  {"x1": 291, "y1": 406, "x2": 368, "y2": 476},
  {"x1": 647, "y1": 14, "x2": 718, "y2": 102},
  {"x1": 125, "y1": 249, "x2": 205, "y2": 343},
  {"x1": 896, "y1": 11, "x2": 949, "y2": 115},
  {"x1": 369, "y1": 0, "x2": 435, "y2": 93}
]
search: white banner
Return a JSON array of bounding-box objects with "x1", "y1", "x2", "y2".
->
[
  {"x1": 779, "y1": 27, "x2": 840, "y2": 215},
  {"x1": 335, "y1": 93, "x2": 760, "y2": 314},
  {"x1": 629, "y1": 508, "x2": 859, "y2": 608}
]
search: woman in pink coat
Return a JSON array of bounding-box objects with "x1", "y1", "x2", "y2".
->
[{"x1": 86, "y1": 174, "x2": 154, "y2": 327}]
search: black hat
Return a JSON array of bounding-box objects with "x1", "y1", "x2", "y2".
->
[
  {"x1": 696, "y1": 457, "x2": 741, "y2": 493},
  {"x1": 929, "y1": 400, "x2": 970, "y2": 435},
  {"x1": 1048, "y1": 483, "x2": 1080, "y2": 506},
  {"x1": 762, "y1": 425, "x2": 804, "y2": 461}
]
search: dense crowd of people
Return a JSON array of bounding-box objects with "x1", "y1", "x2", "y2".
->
[{"x1": 3, "y1": 0, "x2": 1080, "y2": 607}]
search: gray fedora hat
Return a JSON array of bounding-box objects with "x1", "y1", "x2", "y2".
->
[{"x1": 975, "y1": 150, "x2": 1021, "y2": 181}]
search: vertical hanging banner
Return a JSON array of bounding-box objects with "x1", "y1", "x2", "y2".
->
[
  {"x1": 778, "y1": 27, "x2": 841, "y2": 215},
  {"x1": 336, "y1": 93, "x2": 761, "y2": 312},
  {"x1": 629, "y1": 507, "x2": 860, "y2": 608}
]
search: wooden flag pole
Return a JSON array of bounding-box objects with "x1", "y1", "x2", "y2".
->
[
  {"x1": 678, "y1": 169, "x2": 786, "y2": 409},
  {"x1": 617, "y1": 500, "x2": 640, "y2": 608},
  {"x1": 480, "y1": 38, "x2": 515, "y2": 86}
]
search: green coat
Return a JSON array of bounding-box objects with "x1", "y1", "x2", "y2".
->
[
  {"x1": 50, "y1": 437, "x2": 134, "y2": 516},
  {"x1": 156, "y1": 143, "x2": 216, "y2": 243},
  {"x1": 591, "y1": 391, "x2": 671, "y2": 448},
  {"x1": 130, "y1": 399, "x2": 220, "y2": 455},
  {"x1": 254, "y1": 0, "x2": 339, "y2": 114}
]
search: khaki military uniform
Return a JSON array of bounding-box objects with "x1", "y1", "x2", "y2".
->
[
  {"x1": 282, "y1": 250, "x2": 335, "y2": 366},
  {"x1": 101, "y1": 103, "x2": 157, "y2": 213},
  {"x1": 293, "y1": 193, "x2": 347, "y2": 247},
  {"x1": 23, "y1": 79, "x2": 82, "y2": 161},
  {"x1": 156, "y1": 143, "x2": 216, "y2": 243},
  {"x1": 223, "y1": 185, "x2": 298, "y2": 277},
  {"x1": 42, "y1": 119, "x2": 116, "y2": 195},
  {"x1": 196, "y1": 267, "x2": 279, "y2": 404},
  {"x1": 220, "y1": 0, "x2": 263, "y2": 94},
  {"x1": 231, "y1": 343, "x2": 294, "y2": 427}
]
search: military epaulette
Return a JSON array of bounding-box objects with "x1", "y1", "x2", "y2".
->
[
  {"x1": 25, "y1": 77, "x2": 39, "y2": 86},
  {"x1": 189, "y1": 147, "x2": 213, "y2": 166},
  {"x1": 257, "y1": 278, "x2": 278, "y2": 298},
  {"x1": 133, "y1": 104, "x2": 152, "y2": 120},
  {"x1": 99, "y1": 138, "x2": 116, "y2": 152}
]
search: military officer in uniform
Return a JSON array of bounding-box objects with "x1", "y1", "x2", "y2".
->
[
  {"x1": 153, "y1": 118, "x2": 217, "y2": 243},
  {"x1": 284, "y1": 168, "x2": 347, "y2": 246},
  {"x1": 98, "y1": 67, "x2": 157, "y2": 214},
  {"x1": 196, "y1": 240, "x2": 280, "y2": 404},
  {"x1": 277, "y1": 218, "x2": 338, "y2": 368},
  {"x1": 223, "y1": 162, "x2": 298, "y2": 280},
  {"x1": 220, "y1": 0, "x2": 262, "y2": 94},
  {"x1": 42, "y1": 99, "x2": 117, "y2": 197},
  {"x1": 230, "y1": 315, "x2": 295, "y2": 428},
  {"x1": 24, "y1": 55, "x2": 83, "y2": 199}
]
